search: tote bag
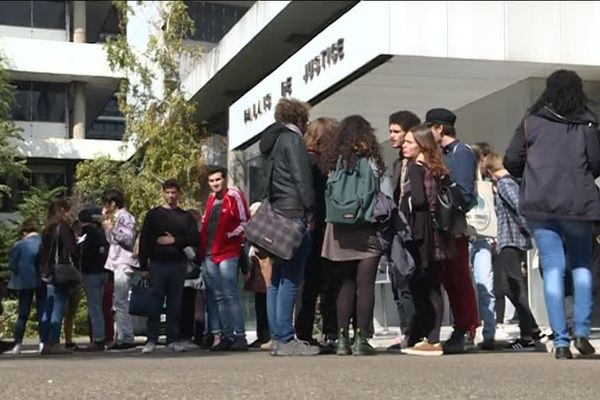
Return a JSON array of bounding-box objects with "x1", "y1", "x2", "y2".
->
[{"x1": 466, "y1": 169, "x2": 497, "y2": 238}]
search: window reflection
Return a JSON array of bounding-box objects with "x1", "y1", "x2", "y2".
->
[{"x1": 0, "y1": 1, "x2": 66, "y2": 30}]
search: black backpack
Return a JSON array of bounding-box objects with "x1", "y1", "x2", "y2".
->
[{"x1": 433, "y1": 176, "x2": 464, "y2": 233}]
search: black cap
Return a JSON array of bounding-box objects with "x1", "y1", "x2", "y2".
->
[{"x1": 425, "y1": 108, "x2": 456, "y2": 127}]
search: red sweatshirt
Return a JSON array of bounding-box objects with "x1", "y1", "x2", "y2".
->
[{"x1": 200, "y1": 187, "x2": 249, "y2": 263}]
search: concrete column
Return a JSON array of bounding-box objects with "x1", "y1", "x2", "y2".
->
[
  {"x1": 73, "y1": 1, "x2": 86, "y2": 43},
  {"x1": 72, "y1": 81, "x2": 86, "y2": 139}
]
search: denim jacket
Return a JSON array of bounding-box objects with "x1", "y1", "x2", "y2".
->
[{"x1": 8, "y1": 233, "x2": 42, "y2": 290}]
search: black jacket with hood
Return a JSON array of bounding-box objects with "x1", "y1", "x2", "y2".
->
[
  {"x1": 504, "y1": 106, "x2": 600, "y2": 221},
  {"x1": 259, "y1": 122, "x2": 315, "y2": 218}
]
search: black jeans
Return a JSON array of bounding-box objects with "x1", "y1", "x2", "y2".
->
[
  {"x1": 147, "y1": 261, "x2": 186, "y2": 344},
  {"x1": 15, "y1": 286, "x2": 47, "y2": 343},
  {"x1": 255, "y1": 293, "x2": 270, "y2": 343},
  {"x1": 295, "y1": 257, "x2": 339, "y2": 341},
  {"x1": 408, "y1": 264, "x2": 443, "y2": 344},
  {"x1": 495, "y1": 247, "x2": 539, "y2": 337},
  {"x1": 180, "y1": 287, "x2": 196, "y2": 340}
]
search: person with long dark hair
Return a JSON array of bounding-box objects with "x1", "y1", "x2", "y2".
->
[
  {"x1": 321, "y1": 115, "x2": 385, "y2": 356},
  {"x1": 39, "y1": 198, "x2": 79, "y2": 355},
  {"x1": 505, "y1": 69, "x2": 600, "y2": 359},
  {"x1": 400, "y1": 125, "x2": 451, "y2": 356},
  {"x1": 295, "y1": 117, "x2": 340, "y2": 352}
]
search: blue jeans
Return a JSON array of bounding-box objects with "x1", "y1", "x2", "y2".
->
[
  {"x1": 527, "y1": 219, "x2": 594, "y2": 348},
  {"x1": 83, "y1": 273, "x2": 107, "y2": 343},
  {"x1": 470, "y1": 238, "x2": 496, "y2": 340},
  {"x1": 205, "y1": 284, "x2": 221, "y2": 335},
  {"x1": 267, "y1": 221, "x2": 312, "y2": 343},
  {"x1": 203, "y1": 256, "x2": 245, "y2": 338},
  {"x1": 147, "y1": 261, "x2": 186, "y2": 344},
  {"x1": 40, "y1": 284, "x2": 67, "y2": 344},
  {"x1": 15, "y1": 286, "x2": 46, "y2": 343}
]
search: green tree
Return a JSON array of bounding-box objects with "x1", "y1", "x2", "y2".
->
[
  {"x1": 0, "y1": 53, "x2": 28, "y2": 196},
  {"x1": 76, "y1": 1, "x2": 207, "y2": 222}
]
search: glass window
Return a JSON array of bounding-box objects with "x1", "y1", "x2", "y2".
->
[
  {"x1": 186, "y1": 1, "x2": 250, "y2": 43},
  {"x1": 0, "y1": 1, "x2": 32, "y2": 28},
  {"x1": 32, "y1": 1, "x2": 66, "y2": 30},
  {"x1": 11, "y1": 81, "x2": 66, "y2": 122},
  {"x1": 31, "y1": 82, "x2": 66, "y2": 122},
  {"x1": 246, "y1": 156, "x2": 265, "y2": 205}
]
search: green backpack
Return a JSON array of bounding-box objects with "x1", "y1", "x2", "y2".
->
[{"x1": 325, "y1": 157, "x2": 377, "y2": 225}]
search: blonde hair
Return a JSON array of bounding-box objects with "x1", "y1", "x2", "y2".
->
[{"x1": 485, "y1": 153, "x2": 504, "y2": 173}]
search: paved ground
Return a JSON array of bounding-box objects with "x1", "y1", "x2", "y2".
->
[
  {"x1": 1, "y1": 344, "x2": 600, "y2": 400},
  {"x1": 2, "y1": 325, "x2": 600, "y2": 400}
]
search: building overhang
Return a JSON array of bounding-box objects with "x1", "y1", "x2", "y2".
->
[
  {"x1": 14, "y1": 137, "x2": 135, "y2": 161},
  {"x1": 228, "y1": 1, "x2": 600, "y2": 150},
  {"x1": 0, "y1": 36, "x2": 123, "y2": 80},
  {"x1": 182, "y1": 0, "x2": 357, "y2": 121}
]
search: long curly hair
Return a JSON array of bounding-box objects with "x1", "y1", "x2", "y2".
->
[
  {"x1": 409, "y1": 124, "x2": 449, "y2": 177},
  {"x1": 530, "y1": 69, "x2": 589, "y2": 119},
  {"x1": 322, "y1": 115, "x2": 384, "y2": 173}
]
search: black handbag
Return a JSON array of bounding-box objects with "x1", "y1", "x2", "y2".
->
[
  {"x1": 45, "y1": 225, "x2": 82, "y2": 292},
  {"x1": 128, "y1": 278, "x2": 161, "y2": 317}
]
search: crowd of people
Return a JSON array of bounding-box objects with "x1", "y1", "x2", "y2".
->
[{"x1": 1, "y1": 69, "x2": 599, "y2": 361}]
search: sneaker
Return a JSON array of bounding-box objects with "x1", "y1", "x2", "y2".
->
[
  {"x1": 555, "y1": 346, "x2": 573, "y2": 360},
  {"x1": 505, "y1": 338, "x2": 536, "y2": 351},
  {"x1": 180, "y1": 339, "x2": 200, "y2": 350},
  {"x1": 479, "y1": 338, "x2": 495, "y2": 351},
  {"x1": 141, "y1": 342, "x2": 156, "y2": 354},
  {"x1": 274, "y1": 339, "x2": 320, "y2": 356},
  {"x1": 403, "y1": 340, "x2": 443, "y2": 356},
  {"x1": 75, "y1": 341, "x2": 105, "y2": 352},
  {"x1": 387, "y1": 335, "x2": 409, "y2": 352},
  {"x1": 443, "y1": 330, "x2": 466, "y2": 354},
  {"x1": 229, "y1": 336, "x2": 248, "y2": 351},
  {"x1": 269, "y1": 340, "x2": 279, "y2": 356},
  {"x1": 494, "y1": 324, "x2": 512, "y2": 341},
  {"x1": 210, "y1": 336, "x2": 233, "y2": 351},
  {"x1": 166, "y1": 342, "x2": 187, "y2": 353},
  {"x1": 41, "y1": 344, "x2": 72, "y2": 355},
  {"x1": 574, "y1": 337, "x2": 596, "y2": 356},
  {"x1": 10, "y1": 343, "x2": 22, "y2": 355},
  {"x1": 107, "y1": 342, "x2": 138, "y2": 352}
]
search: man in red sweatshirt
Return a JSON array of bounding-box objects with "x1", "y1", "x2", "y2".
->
[{"x1": 200, "y1": 165, "x2": 250, "y2": 351}]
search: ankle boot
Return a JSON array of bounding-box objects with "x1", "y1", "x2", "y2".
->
[
  {"x1": 337, "y1": 328, "x2": 352, "y2": 356},
  {"x1": 352, "y1": 329, "x2": 377, "y2": 356}
]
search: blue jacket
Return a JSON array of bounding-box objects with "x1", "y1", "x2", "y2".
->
[
  {"x1": 8, "y1": 233, "x2": 42, "y2": 290},
  {"x1": 442, "y1": 140, "x2": 477, "y2": 209}
]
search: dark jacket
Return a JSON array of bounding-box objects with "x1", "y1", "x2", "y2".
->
[
  {"x1": 308, "y1": 149, "x2": 326, "y2": 235},
  {"x1": 79, "y1": 223, "x2": 109, "y2": 274},
  {"x1": 39, "y1": 221, "x2": 79, "y2": 281},
  {"x1": 504, "y1": 106, "x2": 600, "y2": 221},
  {"x1": 259, "y1": 123, "x2": 315, "y2": 218}
]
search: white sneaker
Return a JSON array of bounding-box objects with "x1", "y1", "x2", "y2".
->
[
  {"x1": 180, "y1": 340, "x2": 198, "y2": 350},
  {"x1": 494, "y1": 324, "x2": 512, "y2": 341},
  {"x1": 10, "y1": 344, "x2": 22, "y2": 355},
  {"x1": 38, "y1": 343, "x2": 44, "y2": 354},
  {"x1": 166, "y1": 342, "x2": 187, "y2": 353},
  {"x1": 141, "y1": 342, "x2": 156, "y2": 354}
]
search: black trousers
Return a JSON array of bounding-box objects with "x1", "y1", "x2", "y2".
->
[
  {"x1": 180, "y1": 287, "x2": 197, "y2": 340},
  {"x1": 408, "y1": 264, "x2": 443, "y2": 344},
  {"x1": 336, "y1": 256, "x2": 379, "y2": 332},
  {"x1": 295, "y1": 255, "x2": 339, "y2": 341},
  {"x1": 255, "y1": 293, "x2": 270, "y2": 343},
  {"x1": 495, "y1": 247, "x2": 539, "y2": 337}
]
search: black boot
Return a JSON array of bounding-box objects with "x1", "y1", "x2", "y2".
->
[
  {"x1": 337, "y1": 328, "x2": 352, "y2": 356},
  {"x1": 193, "y1": 321, "x2": 205, "y2": 346},
  {"x1": 352, "y1": 329, "x2": 377, "y2": 356}
]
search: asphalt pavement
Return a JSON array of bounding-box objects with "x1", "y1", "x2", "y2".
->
[{"x1": 1, "y1": 344, "x2": 600, "y2": 400}]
